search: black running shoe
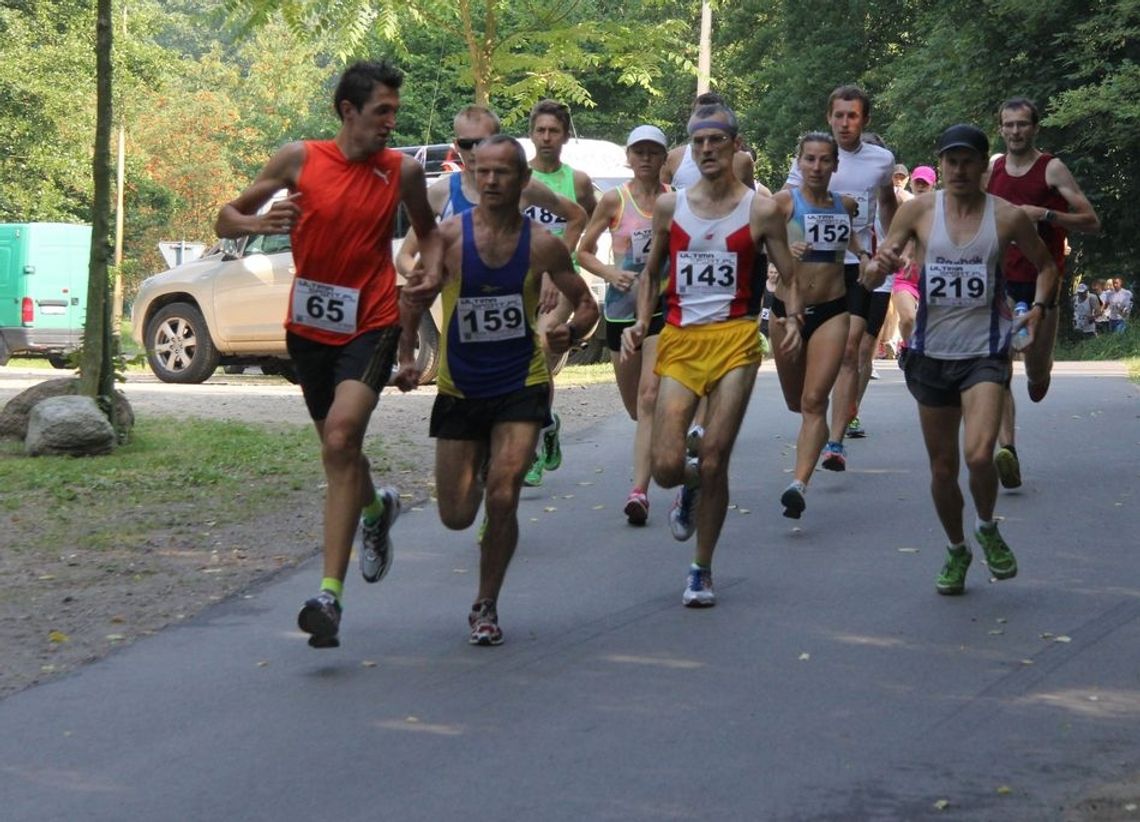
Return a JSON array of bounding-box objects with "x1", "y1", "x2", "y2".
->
[{"x1": 298, "y1": 591, "x2": 342, "y2": 648}]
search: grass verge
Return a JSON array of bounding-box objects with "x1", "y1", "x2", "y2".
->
[
  {"x1": 1055, "y1": 325, "x2": 1140, "y2": 383},
  {"x1": 0, "y1": 417, "x2": 323, "y2": 556},
  {"x1": 556, "y1": 362, "x2": 616, "y2": 386}
]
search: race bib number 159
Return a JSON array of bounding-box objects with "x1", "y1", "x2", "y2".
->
[{"x1": 457, "y1": 294, "x2": 527, "y2": 343}]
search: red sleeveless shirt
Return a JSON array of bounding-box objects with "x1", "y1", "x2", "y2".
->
[{"x1": 986, "y1": 152, "x2": 1068, "y2": 284}]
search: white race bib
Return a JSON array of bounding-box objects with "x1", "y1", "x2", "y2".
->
[
  {"x1": 524, "y1": 204, "x2": 567, "y2": 235},
  {"x1": 676, "y1": 250, "x2": 738, "y2": 295},
  {"x1": 841, "y1": 190, "x2": 872, "y2": 229},
  {"x1": 456, "y1": 294, "x2": 527, "y2": 343},
  {"x1": 292, "y1": 278, "x2": 359, "y2": 335},
  {"x1": 925, "y1": 262, "x2": 988, "y2": 307},
  {"x1": 630, "y1": 227, "x2": 653, "y2": 266},
  {"x1": 803, "y1": 213, "x2": 851, "y2": 251}
]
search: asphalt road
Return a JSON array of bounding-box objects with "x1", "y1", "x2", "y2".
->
[{"x1": 1, "y1": 362, "x2": 1137, "y2": 821}]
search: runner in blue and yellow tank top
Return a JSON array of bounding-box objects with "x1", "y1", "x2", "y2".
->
[
  {"x1": 422, "y1": 136, "x2": 598, "y2": 647},
  {"x1": 579, "y1": 124, "x2": 671, "y2": 526}
]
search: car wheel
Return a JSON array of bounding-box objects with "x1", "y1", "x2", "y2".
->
[
  {"x1": 145, "y1": 302, "x2": 220, "y2": 384},
  {"x1": 47, "y1": 353, "x2": 72, "y2": 369},
  {"x1": 261, "y1": 359, "x2": 299, "y2": 384},
  {"x1": 389, "y1": 314, "x2": 441, "y2": 387}
]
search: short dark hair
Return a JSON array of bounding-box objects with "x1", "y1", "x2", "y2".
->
[
  {"x1": 476, "y1": 134, "x2": 529, "y2": 175},
  {"x1": 797, "y1": 131, "x2": 838, "y2": 161},
  {"x1": 999, "y1": 96, "x2": 1039, "y2": 125},
  {"x1": 827, "y1": 84, "x2": 871, "y2": 120},
  {"x1": 333, "y1": 60, "x2": 403, "y2": 121},
  {"x1": 689, "y1": 102, "x2": 739, "y2": 137},
  {"x1": 694, "y1": 91, "x2": 726, "y2": 109},
  {"x1": 454, "y1": 105, "x2": 501, "y2": 134},
  {"x1": 529, "y1": 99, "x2": 572, "y2": 135}
]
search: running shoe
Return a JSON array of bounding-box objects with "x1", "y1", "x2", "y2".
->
[
  {"x1": 669, "y1": 461, "x2": 700, "y2": 541},
  {"x1": 1027, "y1": 376, "x2": 1050, "y2": 403},
  {"x1": 869, "y1": 368, "x2": 881, "y2": 381},
  {"x1": 360, "y1": 487, "x2": 401, "y2": 583},
  {"x1": 935, "y1": 547, "x2": 973, "y2": 596},
  {"x1": 542, "y1": 413, "x2": 562, "y2": 471},
  {"x1": 297, "y1": 591, "x2": 342, "y2": 648},
  {"x1": 820, "y1": 441, "x2": 847, "y2": 471},
  {"x1": 847, "y1": 417, "x2": 867, "y2": 438},
  {"x1": 975, "y1": 524, "x2": 1018, "y2": 580},
  {"x1": 780, "y1": 482, "x2": 806, "y2": 519},
  {"x1": 468, "y1": 599, "x2": 504, "y2": 646},
  {"x1": 994, "y1": 446, "x2": 1022, "y2": 490},
  {"x1": 685, "y1": 424, "x2": 704, "y2": 460},
  {"x1": 624, "y1": 488, "x2": 649, "y2": 526},
  {"x1": 682, "y1": 564, "x2": 715, "y2": 607},
  {"x1": 523, "y1": 453, "x2": 544, "y2": 487}
]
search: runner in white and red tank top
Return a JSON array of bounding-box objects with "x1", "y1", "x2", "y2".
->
[{"x1": 621, "y1": 101, "x2": 800, "y2": 609}]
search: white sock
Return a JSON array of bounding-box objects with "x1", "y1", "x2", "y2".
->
[
  {"x1": 976, "y1": 517, "x2": 995, "y2": 533},
  {"x1": 948, "y1": 541, "x2": 968, "y2": 553}
]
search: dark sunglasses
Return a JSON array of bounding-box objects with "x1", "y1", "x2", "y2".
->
[{"x1": 455, "y1": 138, "x2": 484, "y2": 150}]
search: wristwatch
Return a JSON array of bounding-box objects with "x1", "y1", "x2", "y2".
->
[
  {"x1": 565, "y1": 322, "x2": 583, "y2": 343},
  {"x1": 1032, "y1": 301, "x2": 1052, "y2": 313},
  {"x1": 1043, "y1": 209, "x2": 1056, "y2": 223},
  {"x1": 856, "y1": 249, "x2": 872, "y2": 260}
]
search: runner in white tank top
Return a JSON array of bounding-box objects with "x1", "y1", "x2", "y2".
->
[{"x1": 861, "y1": 124, "x2": 1058, "y2": 599}]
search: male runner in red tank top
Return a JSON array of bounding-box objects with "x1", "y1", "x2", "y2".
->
[
  {"x1": 984, "y1": 96, "x2": 1100, "y2": 489},
  {"x1": 216, "y1": 60, "x2": 443, "y2": 649}
]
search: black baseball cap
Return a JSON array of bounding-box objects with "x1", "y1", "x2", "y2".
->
[{"x1": 936, "y1": 124, "x2": 989, "y2": 157}]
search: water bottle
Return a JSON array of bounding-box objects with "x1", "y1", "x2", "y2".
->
[{"x1": 1011, "y1": 301, "x2": 1031, "y2": 352}]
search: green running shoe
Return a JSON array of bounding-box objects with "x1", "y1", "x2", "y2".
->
[
  {"x1": 994, "y1": 447, "x2": 1022, "y2": 489},
  {"x1": 542, "y1": 413, "x2": 562, "y2": 471},
  {"x1": 975, "y1": 524, "x2": 1018, "y2": 579},
  {"x1": 523, "y1": 453, "x2": 544, "y2": 487},
  {"x1": 936, "y1": 547, "x2": 973, "y2": 595}
]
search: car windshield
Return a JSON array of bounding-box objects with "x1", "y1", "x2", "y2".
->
[{"x1": 245, "y1": 233, "x2": 291, "y2": 255}]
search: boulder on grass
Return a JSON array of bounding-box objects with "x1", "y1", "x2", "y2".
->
[
  {"x1": 25, "y1": 395, "x2": 117, "y2": 456},
  {"x1": 0, "y1": 378, "x2": 133, "y2": 441}
]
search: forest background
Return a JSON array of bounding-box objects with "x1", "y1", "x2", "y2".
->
[{"x1": 1, "y1": 0, "x2": 1135, "y2": 302}]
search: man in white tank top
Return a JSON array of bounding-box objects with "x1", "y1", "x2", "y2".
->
[
  {"x1": 862, "y1": 124, "x2": 1057, "y2": 598},
  {"x1": 622, "y1": 101, "x2": 799, "y2": 608},
  {"x1": 661, "y1": 92, "x2": 760, "y2": 191}
]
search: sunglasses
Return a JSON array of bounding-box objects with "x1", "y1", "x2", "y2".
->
[{"x1": 455, "y1": 138, "x2": 484, "y2": 150}]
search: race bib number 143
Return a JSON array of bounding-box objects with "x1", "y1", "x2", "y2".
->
[{"x1": 676, "y1": 250, "x2": 738, "y2": 295}]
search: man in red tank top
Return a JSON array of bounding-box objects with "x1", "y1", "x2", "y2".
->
[
  {"x1": 216, "y1": 60, "x2": 443, "y2": 649},
  {"x1": 984, "y1": 96, "x2": 1100, "y2": 490}
]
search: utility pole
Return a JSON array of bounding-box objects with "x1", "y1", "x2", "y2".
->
[
  {"x1": 697, "y1": 0, "x2": 711, "y2": 94},
  {"x1": 112, "y1": 4, "x2": 126, "y2": 339}
]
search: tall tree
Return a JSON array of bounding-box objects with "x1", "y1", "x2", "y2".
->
[
  {"x1": 221, "y1": 0, "x2": 686, "y2": 123},
  {"x1": 80, "y1": 0, "x2": 115, "y2": 406}
]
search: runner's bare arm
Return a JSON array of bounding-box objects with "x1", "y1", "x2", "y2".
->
[
  {"x1": 661, "y1": 146, "x2": 683, "y2": 185},
  {"x1": 521, "y1": 179, "x2": 588, "y2": 250},
  {"x1": 1044, "y1": 158, "x2": 1101, "y2": 234},
  {"x1": 863, "y1": 198, "x2": 923, "y2": 290},
  {"x1": 877, "y1": 180, "x2": 898, "y2": 234},
  {"x1": 216, "y1": 142, "x2": 305, "y2": 238},
  {"x1": 756, "y1": 196, "x2": 803, "y2": 355},
  {"x1": 1003, "y1": 202, "x2": 1060, "y2": 345},
  {"x1": 400, "y1": 155, "x2": 444, "y2": 300},
  {"x1": 576, "y1": 189, "x2": 633, "y2": 288},
  {"x1": 734, "y1": 151, "x2": 756, "y2": 190},
  {"x1": 622, "y1": 193, "x2": 675, "y2": 360},
  {"x1": 538, "y1": 233, "x2": 599, "y2": 355},
  {"x1": 573, "y1": 170, "x2": 598, "y2": 217},
  {"x1": 396, "y1": 229, "x2": 420, "y2": 278}
]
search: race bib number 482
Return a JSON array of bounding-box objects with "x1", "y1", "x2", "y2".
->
[
  {"x1": 925, "y1": 262, "x2": 988, "y2": 307},
  {"x1": 457, "y1": 294, "x2": 527, "y2": 343},
  {"x1": 676, "y1": 250, "x2": 738, "y2": 295},
  {"x1": 292, "y1": 278, "x2": 359, "y2": 335}
]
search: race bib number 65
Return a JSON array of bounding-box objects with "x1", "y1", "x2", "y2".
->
[
  {"x1": 925, "y1": 262, "x2": 988, "y2": 307},
  {"x1": 676, "y1": 250, "x2": 738, "y2": 295},
  {"x1": 457, "y1": 294, "x2": 527, "y2": 343},
  {"x1": 292, "y1": 278, "x2": 359, "y2": 335}
]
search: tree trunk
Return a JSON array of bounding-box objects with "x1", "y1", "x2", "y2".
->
[{"x1": 80, "y1": 0, "x2": 116, "y2": 411}]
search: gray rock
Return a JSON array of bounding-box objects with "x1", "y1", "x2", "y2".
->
[
  {"x1": 25, "y1": 395, "x2": 117, "y2": 456},
  {"x1": 0, "y1": 378, "x2": 134, "y2": 441}
]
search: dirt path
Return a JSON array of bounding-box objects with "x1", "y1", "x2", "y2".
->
[{"x1": 0, "y1": 366, "x2": 625, "y2": 697}]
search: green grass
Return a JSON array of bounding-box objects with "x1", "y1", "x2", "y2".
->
[
  {"x1": 0, "y1": 417, "x2": 322, "y2": 553},
  {"x1": 1054, "y1": 325, "x2": 1140, "y2": 383}
]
